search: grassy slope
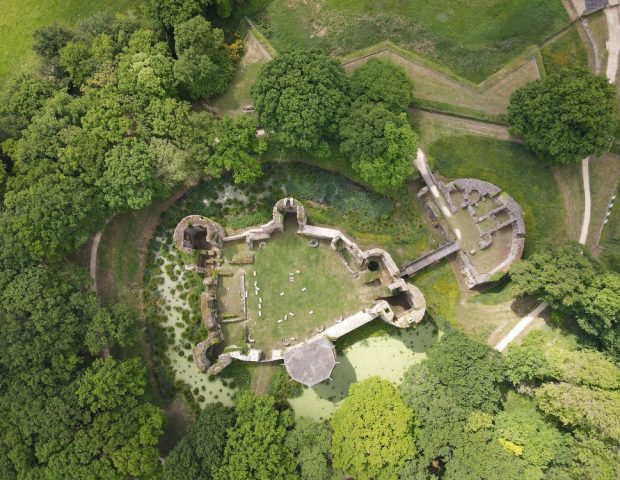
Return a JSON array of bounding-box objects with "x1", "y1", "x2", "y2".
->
[
  {"x1": 259, "y1": 0, "x2": 568, "y2": 81},
  {"x1": 0, "y1": 0, "x2": 137, "y2": 86},
  {"x1": 428, "y1": 135, "x2": 567, "y2": 254},
  {"x1": 541, "y1": 25, "x2": 589, "y2": 75}
]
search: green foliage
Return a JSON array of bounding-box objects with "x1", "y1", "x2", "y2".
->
[
  {"x1": 340, "y1": 104, "x2": 416, "y2": 192},
  {"x1": 99, "y1": 139, "x2": 159, "y2": 209},
  {"x1": 356, "y1": 115, "x2": 417, "y2": 193},
  {"x1": 548, "y1": 433, "x2": 620, "y2": 480},
  {"x1": 400, "y1": 332, "x2": 510, "y2": 477},
  {"x1": 252, "y1": 50, "x2": 350, "y2": 152},
  {"x1": 349, "y1": 59, "x2": 413, "y2": 112},
  {"x1": 504, "y1": 331, "x2": 552, "y2": 385},
  {"x1": 0, "y1": 265, "x2": 163, "y2": 478},
  {"x1": 269, "y1": 367, "x2": 302, "y2": 405},
  {"x1": 495, "y1": 392, "x2": 569, "y2": 471},
  {"x1": 1, "y1": 73, "x2": 58, "y2": 121},
  {"x1": 216, "y1": 392, "x2": 296, "y2": 480},
  {"x1": 173, "y1": 16, "x2": 234, "y2": 99},
  {"x1": 163, "y1": 402, "x2": 236, "y2": 480},
  {"x1": 508, "y1": 69, "x2": 617, "y2": 165},
  {"x1": 511, "y1": 244, "x2": 620, "y2": 358},
  {"x1": 206, "y1": 115, "x2": 265, "y2": 184},
  {"x1": 144, "y1": 0, "x2": 233, "y2": 30},
  {"x1": 33, "y1": 23, "x2": 74, "y2": 74},
  {"x1": 425, "y1": 331, "x2": 504, "y2": 413},
  {"x1": 536, "y1": 382, "x2": 620, "y2": 443},
  {"x1": 4, "y1": 173, "x2": 105, "y2": 261},
  {"x1": 84, "y1": 303, "x2": 139, "y2": 354},
  {"x1": 77, "y1": 357, "x2": 146, "y2": 412},
  {"x1": 285, "y1": 418, "x2": 333, "y2": 480},
  {"x1": 331, "y1": 377, "x2": 414, "y2": 480}
]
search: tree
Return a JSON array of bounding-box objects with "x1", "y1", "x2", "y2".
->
[
  {"x1": 173, "y1": 16, "x2": 234, "y2": 99},
  {"x1": 98, "y1": 139, "x2": 159, "y2": 209},
  {"x1": 399, "y1": 332, "x2": 507, "y2": 477},
  {"x1": 511, "y1": 244, "x2": 620, "y2": 358},
  {"x1": 548, "y1": 433, "x2": 620, "y2": 480},
  {"x1": 145, "y1": 0, "x2": 205, "y2": 30},
  {"x1": 3, "y1": 174, "x2": 105, "y2": 261},
  {"x1": 495, "y1": 392, "x2": 569, "y2": 472},
  {"x1": 285, "y1": 418, "x2": 332, "y2": 480},
  {"x1": 164, "y1": 403, "x2": 236, "y2": 480},
  {"x1": 205, "y1": 116, "x2": 264, "y2": 184},
  {"x1": 508, "y1": 69, "x2": 617, "y2": 165},
  {"x1": 32, "y1": 23, "x2": 74, "y2": 75},
  {"x1": 578, "y1": 272, "x2": 620, "y2": 356},
  {"x1": 1, "y1": 73, "x2": 57, "y2": 121},
  {"x1": 216, "y1": 392, "x2": 295, "y2": 480},
  {"x1": 356, "y1": 114, "x2": 416, "y2": 192},
  {"x1": 251, "y1": 50, "x2": 350, "y2": 152},
  {"x1": 84, "y1": 303, "x2": 138, "y2": 354},
  {"x1": 349, "y1": 58, "x2": 413, "y2": 113},
  {"x1": 536, "y1": 382, "x2": 620, "y2": 442},
  {"x1": 504, "y1": 330, "x2": 552, "y2": 385},
  {"x1": 331, "y1": 377, "x2": 414, "y2": 480},
  {"x1": 340, "y1": 105, "x2": 416, "y2": 192},
  {"x1": 426, "y1": 331, "x2": 505, "y2": 413},
  {"x1": 510, "y1": 243, "x2": 598, "y2": 310}
]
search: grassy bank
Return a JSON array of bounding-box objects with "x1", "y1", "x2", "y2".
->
[{"x1": 255, "y1": 0, "x2": 568, "y2": 82}]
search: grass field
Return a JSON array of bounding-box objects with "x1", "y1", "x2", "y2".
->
[
  {"x1": 241, "y1": 223, "x2": 383, "y2": 350},
  {"x1": 428, "y1": 135, "x2": 567, "y2": 254},
  {"x1": 256, "y1": 0, "x2": 569, "y2": 82},
  {"x1": 0, "y1": 0, "x2": 138, "y2": 86},
  {"x1": 541, "y1": 25, "x2": 589, "y2": 75}
]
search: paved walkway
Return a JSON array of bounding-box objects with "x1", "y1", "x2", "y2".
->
[
  {"x1": 495, "y1": 302, "x2": 549, "y2": 351},
  {"x1": 605, "y1": 4, "x2": 620, "y2": 82}
]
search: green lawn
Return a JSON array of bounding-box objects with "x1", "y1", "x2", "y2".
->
[
  {"x1": 0, "y1": 0, "x2": 137, "y2": 86},
  {"x1": 541, "y1": 25, "x2": 589, "y2": 75},
  {"x1": 241, "y1": 224, "x2": 383, "y2": 350},
  {"x1": 412, "y1": 259, "x2": 460, "y2": 328},
  {"x1": 428, "y1": 135, "x2": 567, "y2": 254},
  {"x1": 255, "y1": 0, "x2": 569, "y2": 81}
]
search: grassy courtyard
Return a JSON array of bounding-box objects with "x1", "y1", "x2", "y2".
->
[
  {"x1": 237, "y1": 223, "x2": 383, "y2": 350},
  {"x1": 254, "y1": 0, "x2": 569, "y2": 81},
  {"x1": 0, "y1": 0, "x2": 137, "y2": 87}
]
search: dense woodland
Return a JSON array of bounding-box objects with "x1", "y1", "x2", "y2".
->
[{"x1": 0, "y1": 1, "x2": 619, "y2": 479}]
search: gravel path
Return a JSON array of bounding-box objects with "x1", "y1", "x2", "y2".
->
[{"x1": 605, "y1": 5, "x2": 620, "y2": 82}]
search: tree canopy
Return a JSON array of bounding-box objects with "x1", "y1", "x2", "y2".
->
[
  {"x1": 163, "y1": 403, "x2": 236, "y2": 480},
  {"x1": 173, "y1": 16, "x2": 234, "y2": 99},
  {"x1": 332, "y1": 376, "x2": 414, "y2": 480},
  {"x1": 349, "y1": 58, "x2": 413, "y2": 112},
  {"x1": 508, "y1": 69, "x2": 617, "y2": 164},
  {"x1": 511, "y1": 243, "x2": 620, "y2": 358},
  {"x1": 216, "y1": 392, "x2": 296, "y2": 480},
  {"x1": 251, "y1": 50, "x2": 350, "y2": 153}
]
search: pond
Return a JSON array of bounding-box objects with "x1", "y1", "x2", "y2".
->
[{"x1": 288, "y1": 322, "x2": 437, "y2": 421}]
